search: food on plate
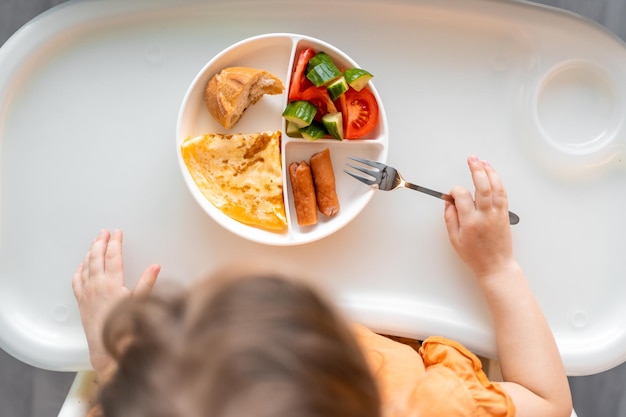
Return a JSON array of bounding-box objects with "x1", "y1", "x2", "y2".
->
[
  {"x1": 338, "y1": 87, "x2": 379, "y2": 139},
  {"x1": 305, "y1": 52, "x2": 341, "y2": 87},
  {"x1": 287, "y1": 48, "x2": 316, "y2": 101},
  {"x1": 343, "y1": 68, "x2": 373, "y2": 91},
  {"x1": 205, "y1": 67, "x2": 284, "y2": 129},
  {"x1": 322, "y1": 112, "x2": 343, "y2": 140},
  {"x1": 180, "y1": 130, "x2": 287, "y2": 232},
  {"x1": 289, "y1": 147, "x2": 339, "y2": 227},
  {"x1": 283, "y1": 100, "x2": 317, "y2": 128},
  {"x1": 310, "y1": 148, "x2": 340, "y2": 217},
  {"x1": 299, "y1": 122, "x2": 327, "y2": 141},
  {"x1": 288, "y1": 161, "x2": 318, "y2": 227},
  {"x1": 283, "y1": 48, "x2": 378, "y2": 140}
]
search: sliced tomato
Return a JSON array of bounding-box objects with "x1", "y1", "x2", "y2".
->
[
  {"x1": 288, "y1": 48, "x2": 316, "y2": 101},
  {"x1": 301, "y1": 86, "x2": 337, "y2": 121},
  {"x1": 339, "y1": 88, "x2": 379, "y2": 139}
]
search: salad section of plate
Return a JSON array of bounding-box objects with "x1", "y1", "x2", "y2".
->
[{"x1": 177, "y1": 34, "x2": 388, "y2": 245}]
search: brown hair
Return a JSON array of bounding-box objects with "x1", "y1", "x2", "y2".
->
[{"x1": 97, "y1": 274, "x2": 381, "y2": 417}]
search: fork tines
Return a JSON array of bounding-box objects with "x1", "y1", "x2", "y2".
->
[
  {"x1": 344, "y1": 157, "x2": 384, "y2": 187},
  {"x1": 344, "y1": 168, "x2": 377, "y2": 186},
  {"x1": 347, "y1": 156, "x2": 386, "y2": 170}
]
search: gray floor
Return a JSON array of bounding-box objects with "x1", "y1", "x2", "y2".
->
[{"x1": 1, "y1": 0, "x2": 626, "y2": 416}]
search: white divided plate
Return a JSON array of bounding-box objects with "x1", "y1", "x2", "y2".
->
[{"x1": 177, "y1": 34, "x2": 388, "y2": 245}]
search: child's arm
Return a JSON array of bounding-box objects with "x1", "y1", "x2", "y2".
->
[
  {"x1": 72, "y1": 229, "x2": 160, "y2": 378},
  {"x1": 444, "y1": 156, "x2": 572, "y2": 417}
]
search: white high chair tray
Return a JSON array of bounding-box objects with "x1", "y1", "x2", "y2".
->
[{"x1": 1, "y1": 0, "x2": 625, "y2": 376}]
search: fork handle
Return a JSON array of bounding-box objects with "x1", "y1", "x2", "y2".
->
[
  {"x1": 404, "y1": 182, "x2": 520, "y2": 225},
  {"x1": 404, "y1": 182, "x2": 454, "y2": 202}
]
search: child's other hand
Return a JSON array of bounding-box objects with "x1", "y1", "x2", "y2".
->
[
  {"x1": 444, "y1": 155, "x2": 515, "y2": 280},
  {"x1": 72, "y1": 229, "x2": 160, "y2": 377}
]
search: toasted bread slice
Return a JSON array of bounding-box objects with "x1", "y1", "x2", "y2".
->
[
  {"x1": 204, "y1": 67, "x2": 284, "y2": 129},
  {"x1": 181, "y1": 130, "x2": 287, "y2": 232}
]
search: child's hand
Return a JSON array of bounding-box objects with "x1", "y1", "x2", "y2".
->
[
  {"x1": 445, "y1": 158, "x2": 572, "y2": 416},
  {"x1": 72, "y1": 229, "x2": 160, "y2": 377},
  {"x1": 443, "y1": 156, "x2": 515, "y2": 280}
]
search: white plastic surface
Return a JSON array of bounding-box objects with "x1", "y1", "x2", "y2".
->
[
  {"x1": 176, "y1": 33, "x2": 388, "y2": 245},
  {"x1": 57, "y1": 371, "x2": 98, "y2": 417},
  {"x1": 1, "y1": 0, "x2": 625, "y2": 376}
]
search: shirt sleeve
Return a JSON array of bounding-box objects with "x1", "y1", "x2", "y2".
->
[
  {"x1": 416, "y1": 336, "x2": 516, "y2": 417},
  {"x1": 351, "y1": 324, "x2": 515, "y2": 417}
]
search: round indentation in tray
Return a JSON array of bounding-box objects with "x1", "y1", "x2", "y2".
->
[{"x1": 535, "y1": 61, "x2": 621, "y2": 154}]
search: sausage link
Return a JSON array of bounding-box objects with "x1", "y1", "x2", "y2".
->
[
  {"x1": 289, "y1": 161, "x2": 318, "y2": 226},
  {"x1": 310, "y1": 148, "x2": 340, "y2": 217}
]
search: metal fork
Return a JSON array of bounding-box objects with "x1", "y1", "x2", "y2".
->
[{"x1": 345, "y1": 157, "x2": 520, "y2": 225}]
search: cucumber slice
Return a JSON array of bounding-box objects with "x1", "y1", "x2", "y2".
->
[
  {"x1": 285, "y1": 121, "x2": 303, "y2": 138},
  {"x1": 322, "y1": 112, "x2": 344, "y2": 140},
  {"x1": 300, "y1": 122, "x2": 327, "y2": 141},
  {"x1": 306, "y1": 61, "x2": 341, "y2": 87},
  {"x1": 282, "y1": 100, "x2": 317, "y2": 128},
  {"x1": 326, "y1": 76, "x2": 349, "y2": 101},
  {"x1": 307, "y1": 52, "x2": 335, "y2": 72},
  {"x1": 344, "y1": 68, "x2": 374, "y2": 91}
]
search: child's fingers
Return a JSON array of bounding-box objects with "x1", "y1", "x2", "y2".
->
[
  {"x1": 483, "y1": 161, "x2": 508, "y2": 210},
  {"x1": 467, "y1": 155, "x2": 492, "y2": 211},
  {"x1": 72, "y1": 263, "x2": 84, "y2": 295},
  {"x1": 443, "y1": 201, "x2": 460, "y2": 240},
  {"x1": 449, "y1": 185, "x2": 474, "y2": 220},
  {"x1": 133, "y1": 264, "x2": 161, "y2": 297},
  {"x1": 105, "y1": 229, "x2": 125, "y2": 284},
  {"x1": 88, "y1": 230, "x2": 111, "y2": 279},
  {"x1": 80, "y1": 231, "x2": 101, "y2": 282},
  {"x1": 81, "y1": 246, "x2": 91, "y2": 283}
]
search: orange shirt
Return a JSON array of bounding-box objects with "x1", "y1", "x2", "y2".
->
[
  {"x1": 352, "y1": 324, "x2": 516, "y2": 417},
  {"x1": 89, "y1": 324, "x2": 515, "y2": 417}
]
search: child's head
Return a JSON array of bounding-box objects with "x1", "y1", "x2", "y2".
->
[{"x1": 97, "y1": 273, "x2": 381, "y2": 417}]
